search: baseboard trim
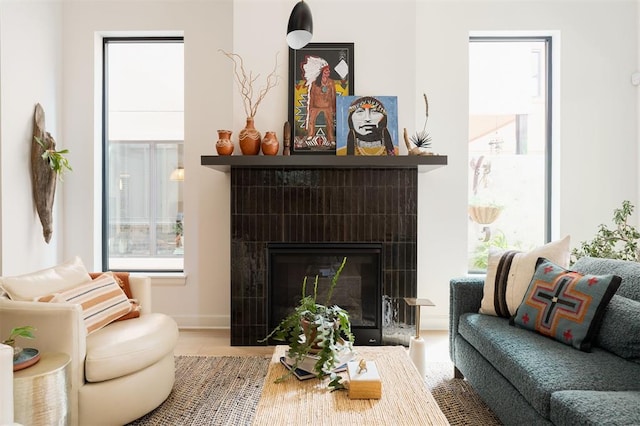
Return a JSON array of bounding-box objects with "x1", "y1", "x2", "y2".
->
[
  {"x1": 171, "y1": 314, "x2": 450, "y2": 331},
  {"x1": 172, "y1": 314, "x2": 229, "y2": 329}
]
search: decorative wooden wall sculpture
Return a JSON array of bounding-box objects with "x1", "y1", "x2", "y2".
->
[{"x1": 31, "y1": 103, "x2": 57, "y2": 243}]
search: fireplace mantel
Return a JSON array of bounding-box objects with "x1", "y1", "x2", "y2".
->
[{"x1": 201, "y1": 154, "x2": 447, "y2": 172}]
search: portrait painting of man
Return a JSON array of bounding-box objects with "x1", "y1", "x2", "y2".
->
[
  {"x1": 288, "y1": 43, "x2": 353, "y2": 154},
  {"x1": 336, "y1": 95, "x2": 399, "y2": 156}
]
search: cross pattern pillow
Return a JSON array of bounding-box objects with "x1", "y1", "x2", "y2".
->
[
  {"x1": 480, "y1": 235, "x2": 571, "y2": 318},
  {"x1": 37, "y1": 273, "x2": 132, "y2": 335},
  {"x1": 510, "y1": 257, "x2": 621, "y2": 351}
]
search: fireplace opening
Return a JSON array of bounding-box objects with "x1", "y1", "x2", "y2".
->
[{"x1": 267, "y1": 242, "x2": 383, "y2": 346}]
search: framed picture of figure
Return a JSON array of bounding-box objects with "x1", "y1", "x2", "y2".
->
[
  {"x1": 336, "y1": 95, "x2": 399, "y2": 156},
  {"x1": 288, "y1": 42, "x2": 354, "y2": 155}
]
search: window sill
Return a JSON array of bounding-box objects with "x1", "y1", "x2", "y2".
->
[{"x1": 132, "y1": 272, "x2": 187, "y2": 287}]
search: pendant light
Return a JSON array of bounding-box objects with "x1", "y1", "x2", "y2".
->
[{"x1": 286, "y1": 1, "x2": 313, "y2": 50}]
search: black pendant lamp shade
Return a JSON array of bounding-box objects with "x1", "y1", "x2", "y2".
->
[{"x1": 286, "y1": 1, "x2": 313, "y2": 50}]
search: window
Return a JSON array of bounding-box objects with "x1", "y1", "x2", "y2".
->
[
  {"x1": 468, "y1": 37, "x2": 552, "y2": 272},
  {"x1": 103, "y1": 38, "x2": 184, "y2": 272}
]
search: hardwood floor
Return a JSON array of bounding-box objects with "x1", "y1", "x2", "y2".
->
[{"x1": 175, "y1": 329, "x2": 451, "y2": 362}]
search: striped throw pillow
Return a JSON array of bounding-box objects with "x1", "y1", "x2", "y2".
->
[
  {"x1": 479, "y1": 235, "x2": 571, "y2": 318},
  {"x1": 37, "y1": 273, "x2": 132, "y2": 335}
]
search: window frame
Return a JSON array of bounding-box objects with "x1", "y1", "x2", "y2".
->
[
  {"x1": 102, "y1": 36, "x2": 184, "y2": 273},
  {"x1": 468, "y1": 35, "x2": 553, "y2": 272}
]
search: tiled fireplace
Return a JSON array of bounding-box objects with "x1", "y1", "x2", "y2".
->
[{"x1": 228, "y1": 167, "x2": 419, "y2": 346}]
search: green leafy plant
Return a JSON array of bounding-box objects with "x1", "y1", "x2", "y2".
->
[
  {"x1": 35, "y1": 136, "x2": 72, "y2": 180},
  {"x1": 2, "y1": 325, "x2": 36, "y2": 347},
  {"x1": 260, "y1": 257, "x2": 354, "y2": 390},
  {"x1": 571, "y1": 200, "x2": 640, "y2": 263},
  {"x1": 472, "y1": 230, "x2": 510, "y2": 270}
]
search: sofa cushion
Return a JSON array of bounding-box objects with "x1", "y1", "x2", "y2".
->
[
  {"x1": 458, "y1": 312, "x2": 640, "y2": 419},
  {"x1": 511, "y1": 258, "x2": 621, "y2": 351},
  {"x1": 573, "y1": 256, "x2": 640, "y2": 302},
  {"x1": 480, "y1": 235, "x2": 570, "y2": 318},
  {"x1": 595, "y1": 295, "x2": 640, "y2": 363},
  {"x1": 0, "y1": 256, "x2": 91, "y2": 301},
  {"x1": 85, "y1": 313, "x2": 179, "y2": 382},
  {"x1": 550, "y1": 390, "x2": 640, "y2": 426},
  {"x1": 37, "y1": 273, "x2": 133, "y2": 335}
]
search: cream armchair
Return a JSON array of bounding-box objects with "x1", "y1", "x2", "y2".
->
[{"x1": 0, "y1": 259, "x2": 179, "y2": 426}]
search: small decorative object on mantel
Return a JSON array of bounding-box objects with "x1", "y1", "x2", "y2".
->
[
  {"x1": 283, "y1": 122, "x2": 291, "y2": 156},
  {"x1": 261, "y1": 131, "x2": 279, "y2": 155},
  {"x1": 219, "y1": 49, "x2": 280, "y2": 156},
  {"x1": 239, "y1": 117, "x2": 261, "y2": 155},
  {"x1": 32, "y1": 103, "x2": 72, "y2": 243},
  {"x1": 404, "y1": 93, "x2": 434, "y2": 156},
  {"x1": 260, "y1": 257, "x2": 355, "y2": 391},
  {"x1": 216, "y1": 130, "x2": 234, "y2": 156}
]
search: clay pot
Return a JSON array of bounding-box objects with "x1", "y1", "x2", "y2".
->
[
  {"x1": 261, "y1": 131, "x2": 280, "y2": 155},
  {"x1": 239, "y1": 117, "x2": 261, "y2": 155},
  {"x1": 216, "y1": 130, "x2": 234, "y2": 156}
]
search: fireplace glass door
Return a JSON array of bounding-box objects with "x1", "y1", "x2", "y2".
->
[{"x1": 267, "y1": 243, "x2": 382, "y2": 345}]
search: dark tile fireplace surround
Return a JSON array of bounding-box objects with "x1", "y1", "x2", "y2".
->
[{"x1": 201, "y1": 156, "x2": 447, "y2": 346}]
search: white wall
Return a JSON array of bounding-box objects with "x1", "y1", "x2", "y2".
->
[
  {"x1": 416, "y1": 0, "x2": 638, "y2": 328},
  {"x1": 0, "y1": 0, "x2": 637, "y2": 332},
  {"x1": 61, "y1": 0, "x2": 235, "y2": 327},
  {"x1": 0, "y1": 1, "x2": 63, "y2": 275}
]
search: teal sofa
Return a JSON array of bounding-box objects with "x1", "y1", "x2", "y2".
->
[{"x1": 450, "y1": 257, "x2": 640, "y2": 425}]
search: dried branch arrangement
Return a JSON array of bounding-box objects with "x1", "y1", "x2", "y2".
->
[
  {"x1": 404, "y1": 92, "x2": 433, "y2": 156},
  {"x1": 219, "y1": 50, "x2": 280, "y2": 118}
]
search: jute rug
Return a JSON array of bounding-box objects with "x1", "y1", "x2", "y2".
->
[{"x1": 128, "y1": 356, "x2": 502, "y2": 426}]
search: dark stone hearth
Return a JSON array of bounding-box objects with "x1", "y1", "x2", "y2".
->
[{"x1": 230, "y1": 167, "x2": 418, "y2": 346}]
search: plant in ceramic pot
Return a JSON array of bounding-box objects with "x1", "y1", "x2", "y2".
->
[
  {"x1": 2, "y1": 326, "x2": 36, "y2": 360},
  {"x1": 219, "y1": 50, "x2": 280, "y2": 155},
  {"x1": 260, "y1": 257, "x2": 354, "y2": 390}
]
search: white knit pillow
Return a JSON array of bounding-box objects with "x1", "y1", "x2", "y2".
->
[{"x1": 479, "y1": 235, "x2": 571, "y2": 318}]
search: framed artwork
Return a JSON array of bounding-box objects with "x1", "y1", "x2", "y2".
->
[
  {"x1": 336, "y1": 95, "x2": 399, "y2": 156},
  {"x1": 288, "y1": 42, "x2": 354, "y2": 155}
]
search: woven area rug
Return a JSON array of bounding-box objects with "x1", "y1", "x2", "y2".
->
[
  {"x1": 127, "y1": 356, "x2": 269, "y2": 426},
  {"x1": 128, "y1": 356, "x2": 502, "y2": 426},
  {"x1": 425, "y1": 362, "x2": 502, "y2": 426}
]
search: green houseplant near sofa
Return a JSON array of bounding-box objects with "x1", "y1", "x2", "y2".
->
[{"x1": 261, "y1": 256, "x2": 354, "y2": 388}]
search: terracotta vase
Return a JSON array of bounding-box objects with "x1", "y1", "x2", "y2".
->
[
  {"x1": 261, "y1": 131, "x2": 280, "y2": 155},
  {"x1": 239, "y1": 117, "x2": 261, "y2": 155},
  {"x1": 216, "y1": 130, "x2": 234, "y2": 156}
]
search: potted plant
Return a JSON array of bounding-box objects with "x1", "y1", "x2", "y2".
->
[
  {"x1": 2, "y1": 326, "x2": 36, "y2": 360},
  {"x1": 261, "y1": 257, "x2": 355, "y2": 389}
]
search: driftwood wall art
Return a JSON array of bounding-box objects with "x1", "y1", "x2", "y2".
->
[{"x1": 31, "y1": 103, "x2": 57, "y2": 243}]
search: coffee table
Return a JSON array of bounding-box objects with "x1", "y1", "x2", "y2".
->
[{"x1": 253, "y1": 345, "x2": 449, "y2": 425}]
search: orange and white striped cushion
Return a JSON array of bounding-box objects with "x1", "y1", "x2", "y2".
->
[{"x1": 37, "y1": 273, "x2": 132, "y2": 334}]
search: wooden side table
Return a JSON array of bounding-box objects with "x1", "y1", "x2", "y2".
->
[
  {"x1": 13, "y1": 352, "x2": 71, "y2": 426},
  {"x1": 404, "y1": 297, "x2": 435, "y2": 378}
]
